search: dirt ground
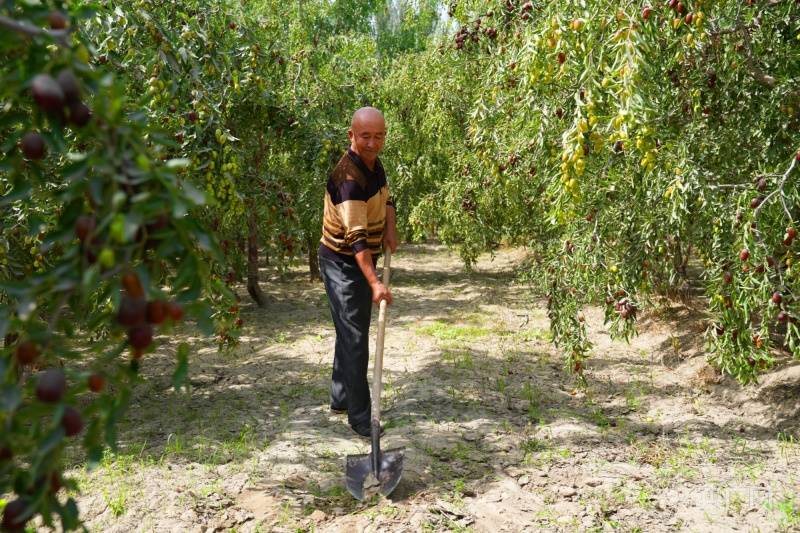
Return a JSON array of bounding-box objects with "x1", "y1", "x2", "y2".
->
[{"x1": 68, "y1": 244, "x2": 800, "y2": 532}]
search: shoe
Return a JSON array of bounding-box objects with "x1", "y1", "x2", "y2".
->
[
  {"x1": 351, "y1": 422, "x2": 384, "y2": 438},
  {"x1": 330, "y1": 406, "x2": 347, "y2": 415}
]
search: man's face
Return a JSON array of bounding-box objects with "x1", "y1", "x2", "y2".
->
[{"x1": 348, "y1": 113, "x2": 386, "y2": 162}]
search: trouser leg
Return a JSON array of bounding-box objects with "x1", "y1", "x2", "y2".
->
[
  {"x1": 320, "y1": 256, "x2": 373, "y2": 428},
  {"x1": 330, "y1": 333, "x2": 347, "y2": 410}
]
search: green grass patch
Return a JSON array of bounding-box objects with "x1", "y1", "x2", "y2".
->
[
  {"x1": 769, "y1": 495, "x2": 800, "y2": 531},
  {"x1": 509, "y1": 328, "x2": 553, "y2": 342},
  {"x1": 417, "y1": 321, "x2": 490, "y2": 341},
  {"x1": 160, "y1": 423, "x2": 262, "y2": 464},
  {"x1": 384, "y1": 416, "x2": 414, "y2": 430},
  {"x1": 520, "y1": 437, "x2": 574, "y2": 466},
  {"x1": 442, "y1": 349, "x2": 474, "y2": 369}
]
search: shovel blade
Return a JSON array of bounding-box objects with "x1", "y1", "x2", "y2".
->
[{"x1": 345, "y1": 447, "x2": 405, "y2": 500}]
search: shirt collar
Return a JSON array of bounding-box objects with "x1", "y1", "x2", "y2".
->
[{"x1": 347, "y1": 148, "x2": 383, "y2": 178}]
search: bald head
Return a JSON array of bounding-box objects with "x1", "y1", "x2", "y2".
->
[
  {"x1": 348, "y1": 107, "x2": 386, "y2": 168},
  {"x1": 351, "y1": 106, "x2": 385, "y2": 130}
]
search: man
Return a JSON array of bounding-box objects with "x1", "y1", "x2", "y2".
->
[{"x1": 318, "y1": 107, "x2": 398, "y2": 437}]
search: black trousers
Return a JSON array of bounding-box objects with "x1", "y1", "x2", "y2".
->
[{"x1": 319, "y1": 254, "x2": 373, "y2": 428}]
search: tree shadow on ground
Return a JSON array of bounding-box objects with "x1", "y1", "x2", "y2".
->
[{"x1": 66, "y1": 244, "x2": 798, "y2": 528}]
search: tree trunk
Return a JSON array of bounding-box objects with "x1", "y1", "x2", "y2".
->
[
  {"x1": 307, "y1": 235, "x2": 320, "y2": 282},
  {"x1": 246, "y1": 211, "x2": 267, "y2": 307},
  {"x1": 671, "y1": 237, "x2": 689, "y2": 278}
]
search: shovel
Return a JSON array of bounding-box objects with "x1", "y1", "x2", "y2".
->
[{"x1": 345, "y1": 249, "x2": 405, "y2": 500}]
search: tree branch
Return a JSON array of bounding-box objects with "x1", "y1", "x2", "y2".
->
[
  {"x1": 0, "y1": 15, "x2": 71, "y2": 47},
  {"x1": 739, "y1": 15, "x2": 777, "y2": 87}
]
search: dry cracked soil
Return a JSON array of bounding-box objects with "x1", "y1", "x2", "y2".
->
[{"x1": 64, "y1": 244, "x2": 800, "y2": 532}]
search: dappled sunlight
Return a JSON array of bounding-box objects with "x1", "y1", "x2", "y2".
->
[{"x1": 59, "y1": 245, "x2": 800, "y2": 532}]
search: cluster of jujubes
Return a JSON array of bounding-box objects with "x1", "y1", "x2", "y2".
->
[
  {"x1": 453, "y1": 10, "x2": 500, "y2": 50},
  {"x1": 614, "y1": 298, "x2": 638, "y2": 320},
  {"x1": 606, "y1": 287, "x2": 638, "y2": 321},
  {"x1": 22, "y1": 64, "x2": 92, "y2": 161},
  {"x1": 1, "y1": 3, "x2": 249, "y2": 530},
  {"x1": 117, "y1": 272, "x2": 183, "y2": 357}
]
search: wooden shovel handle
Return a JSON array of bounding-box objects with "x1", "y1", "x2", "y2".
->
[
  {"x1": 370, "y1": 249, "x2": 391, "y2": 472},
  {"x1": 372, "y1": 249, "x2": 391, "y2": 413}
]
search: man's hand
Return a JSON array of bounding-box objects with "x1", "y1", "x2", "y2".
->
[
  {"x1": 370, "y1": 280, "x2": 393, "y2": 305},
  {"x1": 355, "y1": 248, "x2": 393, "y2": 305}
]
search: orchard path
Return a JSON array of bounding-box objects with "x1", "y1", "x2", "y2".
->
[{"x1": 71, "y1": 244, "x2": 800, "y2": 532}]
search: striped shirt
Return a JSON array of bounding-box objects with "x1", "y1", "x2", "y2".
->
[{"x1": 319, "y1": 149, "x2": 394, "y2": 260}]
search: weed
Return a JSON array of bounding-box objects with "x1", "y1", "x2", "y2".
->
[
  {"x1": 495, "y1": 376, "x2": 512, "y2": 408},
  {"x1": 731, "y1": 436, "x2": 753, "y2": 459},
  {"x1": 384, "y1": 416, "x2": 413, "y2": 430},
  {"x1": 668, "y1": 334, "x2": 681, "y2": 354},
  {"x1": 164, "y1": 433, "x2": 186, "y2": 457},
  {"x1": 678, "y1": 435, "x2": 718, "y2": 464},
  {"x1": 318, "y1": 448, "x2": 337, "y2": 460},
  {"x1": 727, "y1": 491, "x2": 744, "y2": 516},
  {"x1": 520, "y1": 437, "x2": 548, "y2": 464},
  {"x1": 624, "y1": 382, "x2": 645, "y2": 412},
  {"x1": 277, "y1": 501, "x2": 295, "y2": 527},
  {"x1": 778, "y1": 431, "x2": 799, "y2": 462},
  {"x1": 418, "y1": 321, "x2": 489, "y2": 341},
  {"x1": 636, "y1": 484, "x2": 654, "y2": 509},
  {"x1": 452, "y1": 478, "x2": 467, "y2": 498},
  {"x1": 588, "y1": 406, "x2": 611, "y2": 428},
  {"x1": 522, "y1": 381, "x2": 543, "y2": 422},
  {"x1": 422, "y1": 519, "x2": 474, "y2": 532},
  {"x1": 771, "y1": 495, "x2": 800, "y2": 532},
  {"x1": 630, "y1": 439, "x2": 671, "y2": 467},
  {"x1": 380, "y1": 504, "x2": 402, "y2": 519},
  {"x1": 104, "y1": 487, "x2": 129, "y2": 517},
  {"x1": 442, "y1": 349, "x2": 474, "y2": 370},
  {"x1": 734, "y1": 461, "x2": 766, "y2": 483},
  {"x1": 511, "y1": 328, "x2": 553, "y2": 343}
]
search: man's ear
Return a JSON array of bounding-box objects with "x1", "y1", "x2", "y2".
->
[{"x1": 347, "y1": 129, "x2": 354, "y2": 142}]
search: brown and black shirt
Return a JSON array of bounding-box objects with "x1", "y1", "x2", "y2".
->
[{"x1": 319, "y1": 149, "x2": 394, "y2": 261}]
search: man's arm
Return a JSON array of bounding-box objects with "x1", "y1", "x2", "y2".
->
[
  {"x1": 355, "y1": 249, "x2": 392, "y2": 305},
  {"x1": 383, "y1": 205, "x2": 398, "y2": 253}
]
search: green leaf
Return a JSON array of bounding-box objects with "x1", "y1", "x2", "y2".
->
[
  {"x1": 190, "y1": 302, "x2": 215, "y2": 336},
  {"x1": 0, "y1": 280, "x2": 27, "y2": 297},
  {"x1": 61, "y1": 498, "x2": 81, "y2": 530},
  {"x1": 0, "y1": 306, "x2": 8, "y2": 341},
  {"x1": 0, "y1": 130, "x2": 22, "y2": 153},
  {"x1": 171, "y1": 199, "x2": 188, "y2": 218},
  {"x1": 0, "y1": 181, "x2": 32, "y2": 206},
  {"x1": 193, "y1": 230, "x2": 212, "y2": 251},
  {"x1": 26, "y1": 214, "x2": 46, "y2": 238},
  {"x1": 82, "y1": 266, "x2": 100, "y2": 298},
  {"x1": 87, "y1": 445, "x2": 104, "y2": 469},
  {"x1": 181, "y1": 181, "x2": 207, "y2": 206},
  {"x1": 39, "y1": 426, "x2": 66, "y2": 456},
  {"x1": 173, "y1": 255, "x2": 197, "y2": 290}
]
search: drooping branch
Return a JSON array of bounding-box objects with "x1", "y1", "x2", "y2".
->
[
  {"x1": 0, "y1": 15, "x2": 71, "y2": 47},
  {"x1": 739, "y1": 25, "x2": 777, "y2": 88}
]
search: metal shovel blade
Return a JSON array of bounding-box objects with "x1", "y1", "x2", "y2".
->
[{"x1": 345, "y1": 447, "x2": 405, "y2": 500}]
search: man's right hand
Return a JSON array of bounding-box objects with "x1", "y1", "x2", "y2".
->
[{"x1": 370, "y1": 281, "x2": 393, "y2": 305}]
